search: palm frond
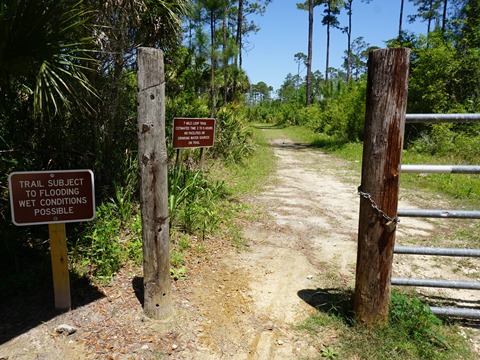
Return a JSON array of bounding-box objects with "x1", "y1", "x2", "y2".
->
[{"x1": 0, "y1": 0, "x2": 98, "y2": 119}]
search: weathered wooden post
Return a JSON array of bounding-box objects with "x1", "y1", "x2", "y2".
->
[
  {"x1": 49, "y1": 223, "x2": 71, "y2": 311},
  {"x1": 137, "y1": 47, "x2": 173, "y2": 319},
  {"x1": 354, "y1": 48, "x2": 410, "y2": 326}
]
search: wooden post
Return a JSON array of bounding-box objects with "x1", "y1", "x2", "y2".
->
[
  {"x1": 49, "y1": 223, "x2": 71, "y2": 311},
  {"x1": 137, "y1": 47, "x2": 173, "y2": 319},
  {"x1": 354, "y1": 48, "x2": 410, "y2": 326},
  {"x1": 175, "y1": 149, "x2": 183, "y2": 170},
  {"x1": 199, "y1": 148, "x2": 206, "y2": 170}
]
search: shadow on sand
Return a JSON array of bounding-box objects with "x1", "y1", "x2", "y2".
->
[
  {"x1": 297, "y1": 287, "x2": 355, "y2": 324},
  {"x1": 0, "y1": 273, "x2": 105, "y2": 345}
]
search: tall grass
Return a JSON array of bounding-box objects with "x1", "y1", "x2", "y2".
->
[
  {"x1": 168, "y1": 166, "x2": 226, "y2": 237},
  {"x1": 211, "y1": 125, "x2": 276, "y2": 196}
]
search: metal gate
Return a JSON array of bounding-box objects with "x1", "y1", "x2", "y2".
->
[{"x1": 392, "y1": 113, "x2": 480, "y2": 318}]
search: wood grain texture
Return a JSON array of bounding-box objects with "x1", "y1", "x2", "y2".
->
[
  {"x1": 137, "y1": 47, "x2": 173, "y2": 320},
  {"x1": 354, "y1": 48, "x2": 410, "y2": 326}
]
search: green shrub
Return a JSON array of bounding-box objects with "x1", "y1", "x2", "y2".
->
[
  {"x1": 246, "y1": 102, "x2": 277, "y2": 123},
  {"x1": 296, "y1": 104, "x2": 323, "y2": 128},
  {"x1": 168, "y1": 167, "x2": 226, "y2": 237},
  {"x1": 125, "y1": 213, "x2": 143, "y2": 266},
  {"x1": 279, "y1": 103, "x2": 302, "y2": 126},
  {"x1": 72, "y1": 202, "x2": 123, "y2": 283},
  {"x1": 211, "y1": 105, "x2": 254, "y2": 163},
  {"x1": 389, "y1": 292, "x2": 443, "y2": 342},
  {"x1": 408, "y1": 122, "x2": 480, "y2": 164},
  {"x1": 71, "y1": 180, "x2": 142, "y2": 283},
  {"x1": 315, "y1": 81, "x2": 366, "y2": 142}
]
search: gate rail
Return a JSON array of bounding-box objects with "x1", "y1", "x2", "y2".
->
[
  {"x1": 406, "y1": 113, "x2": 480, "y2": 123},
  {"x1": 393, "y1": 113, "x2": 480, "y2": 318},
  {"x1": 401, "y1": 164, "x2": 480, "y2": 174}
]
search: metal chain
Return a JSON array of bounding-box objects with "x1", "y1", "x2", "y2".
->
[{"x1": 357, "y1": 187, "x2": 400, "y2": 224}]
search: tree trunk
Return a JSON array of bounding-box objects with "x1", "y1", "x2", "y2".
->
[
  {"x1": 325, "y1": 2, "x2": 331, "y2": 83},
  {"x1": 442, "y1": 0, "x2": 447, "y2": 34},
  {"x1": 399, "y1": 0, "x2": 404, "y2": 38},
  {"x1": 306, "y1": 0, "x2": 314, "y2": 106},
  {"x1": 236, "y1": 0, "x2": 244, "y2": 69},
  {"x1": 137, "y1": 47, "x2": 173, "y2": 320},
  {"x1": 210, "y1": 8, "x2": 216, "y2": 117},
  {"x1": 232, "y1": 0, "x2": 243, "y2": 100},
  {"x1": 347, "y1": 0, "x2": 353, "y2": 81},
  {"x1": 427, "y1": 0, "x2": 433, "y2": 33},
  {"x1": 354, "y1": 48, "x2": 410, "y2": 327},
  {"x1": 223, "y1": 3, "x2": 228, "y2": 105}
]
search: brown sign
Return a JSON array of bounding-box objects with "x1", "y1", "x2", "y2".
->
[
  {"x1": 173, "y1": 118, "x2": 216, "y2": 149},
  {"x1": 9, "y1": 170, "x2": 95, "y2": 226}
]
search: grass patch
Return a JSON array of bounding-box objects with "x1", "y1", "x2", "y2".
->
[
  {"x1": 270, "y1": 125, "x2": 363, "y2": 167},
  {"x1": 213, "y1": 125, "x2": 276, "y2": 196},
  {"x1": 401, "y1": 148, "x2": 480, "y2": 209},
  {"x1": 298, "y1": 290, "x2": 476, "y2": 359}
]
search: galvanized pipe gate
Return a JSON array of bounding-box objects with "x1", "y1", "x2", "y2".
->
[{"x1": 392, "y1": 113, "x2": 480, "y2": 318}]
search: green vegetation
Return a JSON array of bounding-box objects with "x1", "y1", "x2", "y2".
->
[
  {"x1": 211, "y1": 125, "x2": 276, "y2": 196},
  {"x1": 1, "y1": 1, "x2": 480, "y2": 357},
  {"x1": 0, "y1": 0, "x2": 269, "y2": 287},
  {"x1": 298, "y1": 290, "x2": 475, "y2": 359},
  {"x1": 1, "y1": 0, "x2": 478, "y2": 282}
]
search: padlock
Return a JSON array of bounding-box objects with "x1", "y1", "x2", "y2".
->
[{"x1": 384, "y1": 220, "x2": 396, "y2": 233}]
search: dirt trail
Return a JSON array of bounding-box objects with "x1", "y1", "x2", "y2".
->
[
  {"x1": 170, "y1": 135, "x2": 364, "y2": 359},
  {"x1": 181, "y1": 134, "x2": 480, "y2": 358},
  {"x1": 2, "y1": 132, "x2": 480, "y2": 359},
  {"x1": 177, "y1": 134, "x2": 479, "y2": 359}
]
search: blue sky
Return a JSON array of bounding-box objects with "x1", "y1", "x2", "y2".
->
[{"x1": 242, "y1": 1, "x2": 427, "y2": 91}]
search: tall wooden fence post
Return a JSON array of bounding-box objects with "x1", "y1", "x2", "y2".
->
[
  {"x1": 137, "y1": 47, "x2": 173, "y2": 319},
  {"x1": 354, "y1": 48, "x2": 410, "y2": 326}
]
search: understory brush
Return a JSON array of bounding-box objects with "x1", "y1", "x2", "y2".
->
[
  {"x1": 211, "y1": 106, "x2": 255, "y2": 163},
  {"x1": 68, "y1": 102, "x2": 258, "y2": 283},
  {"x1": 401, "y1": 123, "x2": 480, "y2": 208},
  {"x1": 67, "y1": 163, "x2": 234, "y2": 284},
  {"x1": 70, "y1": 195, "x2": 142, "y2": 284},
  {"x1": 248, "y1": 81, "x2": 366, "y2": 142},
  {"x1": 69, "y1": 105, "x2": 258, "y2": 283},
  {"x1": 406, "y1": 122, "x2": 480, "y2": 163},
  {"x1": 168, "y1": 166, "x2": 226, "y2": 237}
]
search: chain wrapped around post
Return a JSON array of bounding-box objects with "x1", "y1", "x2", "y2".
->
[{"x1": 358, "y1": 186, "x2": 399, "y2": 232}]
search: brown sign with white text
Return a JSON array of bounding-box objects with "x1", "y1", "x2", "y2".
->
[
  {"x1": 9, "y1": 170, "x2": 95, "y2": 226},
  {"x1": 173, "y1": 118, "x2": 216, "y2": 149}
]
